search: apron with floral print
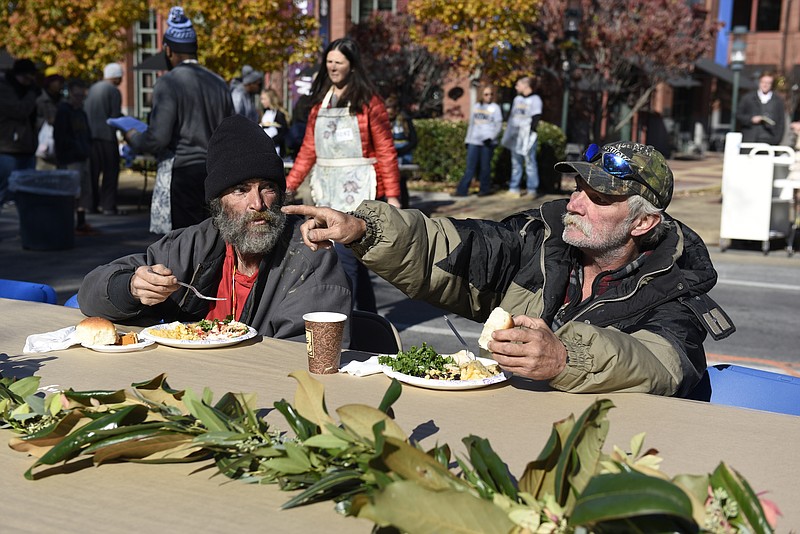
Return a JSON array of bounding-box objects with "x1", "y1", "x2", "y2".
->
[
  {"x1": 149, "y1": 155, "x2": 174, "y2": 234},
  {"x1": 309, "y1": 89, "x2": 377, "y2": 212}
]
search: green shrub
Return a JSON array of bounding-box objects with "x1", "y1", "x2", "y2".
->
[
  {"x1": 413, "y1": 118, "x2": 566, "y2": 189},
  {"x1": 413, "y1": 119, "x2": 468, "y2": 183}
]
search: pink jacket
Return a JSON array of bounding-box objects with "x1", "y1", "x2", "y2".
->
[{"x1": 286, "y1": 95, "x2": 401, "y2": 200}]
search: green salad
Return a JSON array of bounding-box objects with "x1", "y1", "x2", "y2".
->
[{"x1": 378, "y1": 343, "x2": 456, "y2": 378}]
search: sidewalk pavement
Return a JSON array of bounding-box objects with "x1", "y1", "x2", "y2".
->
[{"x1": 1, "y1": 153, "x2": 725, "y2": 305}]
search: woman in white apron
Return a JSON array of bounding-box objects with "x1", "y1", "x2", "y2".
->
[{"x1": 286, "y1": 38, "x2": 401, "y2": 313}]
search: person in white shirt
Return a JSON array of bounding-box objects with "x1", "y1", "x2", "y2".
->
[
  {"x1": 501, "y1": 76, "x2": 543, "y2": 198},
  {"x1": 454, "y1": 84, "x2": 503, "y2": 197}
]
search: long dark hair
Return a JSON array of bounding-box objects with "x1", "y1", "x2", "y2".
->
[{"x1": 309, "y1": 37, "x2": 378, "y2": 113}]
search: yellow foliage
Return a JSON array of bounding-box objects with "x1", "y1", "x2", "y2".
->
[
  {"x1": 2, "y1": 0, "x2": 319, "y2": 81},
  {"x1": 408, "y1": 0, "x2": 542, "y2": 86},
  {"x1": 2, "y1": 0, "x2": 149, "y2": 78}
]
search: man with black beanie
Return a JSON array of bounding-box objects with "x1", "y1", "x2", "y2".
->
[
  {"x1": 79, "y1": 114, "x2": 352, "y2": 343},
  {"x1": 121, "y1": 6, "x2": 234, "y2": 231}
]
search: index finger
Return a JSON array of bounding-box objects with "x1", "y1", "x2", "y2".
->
[{"x1": 282, "y1": 204, "x2": 323, "y2": 218}]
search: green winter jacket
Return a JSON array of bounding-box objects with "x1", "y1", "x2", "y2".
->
[{"x1": 350, "y1": 199, "x2": 734, "y2": 396}]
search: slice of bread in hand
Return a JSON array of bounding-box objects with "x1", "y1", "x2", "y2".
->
[{"x1": 478, "y1": 307, "x2": 514, "y2": 350}]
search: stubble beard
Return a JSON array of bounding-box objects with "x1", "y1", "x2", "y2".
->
[
  {"x1": 214, "y1": 204, "x2": 287, "y2": 256},
  {"x1": 562, "y1": 212, "x2": 631, "y2": 259}
]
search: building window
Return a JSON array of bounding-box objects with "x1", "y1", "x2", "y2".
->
[
  {"x1": 755, "y1": 0, "x2": 780, "y2": 31},
  {"x1": 731, "y1": 0, "x2": 782, "y2": 31},
  {"x1": 134, "y1": 10, "x2": 159, "y2": 120},
  {"x1": 353, "y1": 0, "x2": 395, "y2": 22}
]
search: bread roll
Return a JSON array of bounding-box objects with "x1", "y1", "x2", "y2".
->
[
  {"x1": 75, "y1": 317, "x2": 118, "y2": 346},
  {"x1": 478, "y1": 307, "x2": 514, "y2": 350}
]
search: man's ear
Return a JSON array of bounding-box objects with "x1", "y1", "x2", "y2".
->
[{"x1": 630, "y1": 212, "x2": 662, "y2": 237}]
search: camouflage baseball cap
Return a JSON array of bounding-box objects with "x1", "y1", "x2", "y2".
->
[{"x1": 554, "y1": 141, "x2": 673, "y2": 209}]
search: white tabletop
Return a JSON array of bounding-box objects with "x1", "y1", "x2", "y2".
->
[{"x1": 1, "y1": 298, "x2": 798, "y2": 531}]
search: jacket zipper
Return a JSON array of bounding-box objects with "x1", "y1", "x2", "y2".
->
[{"x1": 571, "y1": 262, "x2": 675, "y2": 323}]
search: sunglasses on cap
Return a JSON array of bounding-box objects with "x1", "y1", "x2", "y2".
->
[{"x1": 582, "y1": 143, "x2": 665, "y2": 208}]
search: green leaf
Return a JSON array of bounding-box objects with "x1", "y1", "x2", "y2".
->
[
  {"x1": 569, "y1": 471, "x2": 694, "y2": 527},
  {"x1": 89, "y1": 431, "x2": 196, "y2": 465},
  {"x1": 710, "y1": 462, "x2": 773, "y2": 532},
  {"x1": 555, "y1": 399, "x2": 613, "y2": 506},
  {"x1": 288, "y1": 371, "x2": 335, "y2": 431},
  {"x1": 281, "y1": 469, "x2": 364, "y2": 509},
  {"x1": 462, "y1": 435, "x2": 518, "y2": 500},
  {"x1": 261, "y1": 456, "x2": 312, "y2": 475},
  {"x1": 378, "y1": 437, "x2": 463, "y2": 491},
  {"x1": 336, "y1": 404, "x2": 406, "y2": 442},
  {"x1": 518, "y1": 414, "x2": 571, "y2": 499},
  {"x1": 8, "y1": 376, "x2": 41, "y2": 399},
  {"x1": 356, "y1": 480, "x2": 514, "y2": 534},
  {"x1": 182, "y1": 389, "x2": 231, "y2": 432},
  {"x1": 24, "y1": 404, "x2": 149, "y2": 479},
  {"x1": 377, "y1": 378, "x2": 402, "y2": 414},
  {"x1": 274, "y1": 399, "x2": 318, "y2": 441},
  {"x1": 303, "y1": 434, "x2": 350, "y2": 449},
  {"x1": 63, "y1": 388, "x2": 127, "y2": 405}
]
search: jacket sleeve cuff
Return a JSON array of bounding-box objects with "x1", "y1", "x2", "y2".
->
[
  {"x1": 346, "y1": 202, "x2": 383, "y2": 255},
  {"x1": 549, "y1": 338, "x2": 594, "y2": 390},
  {"x1": 108, "y1": 270, "x2": 142, "y2": 313}
]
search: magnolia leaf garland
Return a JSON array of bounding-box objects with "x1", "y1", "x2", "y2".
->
[{"x1": 0, "y1": 371, "x2": 777, "y2": 532}]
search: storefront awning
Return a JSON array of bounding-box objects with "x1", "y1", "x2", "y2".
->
[{"x1": 694, "y1": 58, "x2": 735, "y2": 84}]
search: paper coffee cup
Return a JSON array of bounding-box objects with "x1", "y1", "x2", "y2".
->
[{"x1": 303, "y1": 312, "x2": 347, "y2": 374}]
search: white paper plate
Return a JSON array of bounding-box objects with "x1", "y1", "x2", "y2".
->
[
  {"x1": 139, "y1": 323, "x2": 258, "y2": 349},
  {"x1": 81, "y1": 339, "x2": 155, "y2": 353},
  {"x1": 380, "y1": 356, "x2": 510, "y2": 391}
]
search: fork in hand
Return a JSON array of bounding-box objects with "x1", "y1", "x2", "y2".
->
[
  {"x1": 147, "y1": 268, "x2": 226, "y2": 301},
  {"x1": 176, "y1": 281, "x2": 226, "y2": 301}
]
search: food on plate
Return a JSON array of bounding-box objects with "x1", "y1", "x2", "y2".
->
[
  {"x1": 75, "y1": 317, "x2": 118, "y2": 346},
  {"x1": 149, "y1": 318, "x2": 250, "y2": 341},
  {"x1": 119, "y1": 332, "x2": 139, "y2": 345},
  {"x1": 378, "y1": 343, "x2": 500, "y2": 381},
  {"x1": 478, "y1": 307, "x2": 514, "y2": 350}
]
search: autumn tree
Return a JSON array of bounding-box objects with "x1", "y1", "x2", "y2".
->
[
  {"x1": 1, "y1": 0, "x2": 149, "y2": 78},
  {"x1": 532, "y1": 0, "x2": 721, "y2": 137},
  {"x1": 1, "y1": 0, "x2": 320, "y2": 81},
  {"x1": 406, "y1": 0, "x2": 542, "y2": 88},
  {"x1": 149, "y1": 0, "x2": 320, "y2": 80},
  {"x1": 350, "y1": 12, "x2": 449, "y2": 117}
]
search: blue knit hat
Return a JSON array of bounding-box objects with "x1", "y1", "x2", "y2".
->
[{"x1": 163, "y1": 7, "x2": 197, "y2": 54}]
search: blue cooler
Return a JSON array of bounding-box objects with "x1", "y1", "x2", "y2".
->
[{"x1": 9, "y1": 170, "x2": 80, "y2": 251}]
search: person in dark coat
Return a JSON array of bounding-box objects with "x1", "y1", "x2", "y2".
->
[{"x1": 737, "y1": 71, "x2": 786, "y2": 145}]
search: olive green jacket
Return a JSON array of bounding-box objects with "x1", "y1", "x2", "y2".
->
[{"x1": 350, "y1": 200, "x2": 733, "y2": 396}]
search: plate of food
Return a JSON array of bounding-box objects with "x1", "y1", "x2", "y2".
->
[
  {"x1": 81, "y1": 336, "x2": 155, "y2": 353},
  {"x1": 140, "y1": 318, "x2": 257, "y2": 349},
  {"x1": 75, "y1": 317, "x2": 154, "y2": 353},
  {"x1": 378, "y1": 344, "x2": 509, "y2": 391}
]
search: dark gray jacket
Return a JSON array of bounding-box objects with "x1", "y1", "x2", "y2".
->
[
  {"x1": 129, "y1": 62, "x2": 233, "y2": 168},
  {"x1": 84, "y1": 80, "x2": 122, "y2": 142},
  {"x1": 78, "y1": 216, "x2": 352, "y2": 344},
  {"x1": 0, "y1": 72, "x2": 38, "y2": 155}
]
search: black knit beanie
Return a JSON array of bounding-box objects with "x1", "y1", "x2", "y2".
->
[{"x1": 205, "y1": 114, "x2": 286, "y2": 201}]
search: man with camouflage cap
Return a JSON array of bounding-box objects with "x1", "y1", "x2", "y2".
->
[{"x1": 283, "y1": 141, "x2": 734, "y2": 397}]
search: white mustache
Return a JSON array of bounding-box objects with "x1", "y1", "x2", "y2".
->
[{"x1": 563, "y1": 213, "x2": 591, "y2": 237}]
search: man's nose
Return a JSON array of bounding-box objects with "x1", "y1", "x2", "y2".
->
[
  {"x1": 566, "y1": 189, "x2": 586, "y2": 213},
  {"x1": 245, "y1": 188, "x2": 266, "y2": 210}
]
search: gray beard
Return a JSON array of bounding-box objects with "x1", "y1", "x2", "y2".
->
[
  {"x1": 562, "y1": 212, "x2": 631, "y2": 262},
  {"x1": 213, "y1": 204, "x2": 287, "y2": 256}
]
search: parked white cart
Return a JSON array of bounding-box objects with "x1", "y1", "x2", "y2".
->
[{"x1": 719, "y1": 132, "x2": 795, "y2": 255}]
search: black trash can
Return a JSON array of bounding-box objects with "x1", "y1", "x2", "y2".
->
[{"x1": 9, "y1": 170, "x2": 80, "y2": 250}]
